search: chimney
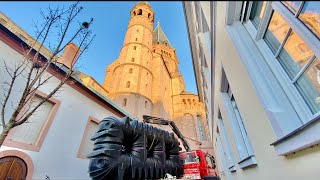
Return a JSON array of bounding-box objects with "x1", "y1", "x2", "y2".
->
[{"x1": 57, "y1": 42, "x2": 80, "y2": 69}]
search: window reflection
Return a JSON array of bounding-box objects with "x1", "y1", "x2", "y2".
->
[
  {"x1": 264, "y1": 11, "x2": 290, "y2": 54},
  {"x1": 282, "y1": 1, "x2": 302, "y2": 14},
  {"x1": 295, "y1": 57, "x2": 320, "y2": 113},
  {"x1": 278, "y1": 31, "x2": 313, "y2": 79},
  {"x1": 298, "y1": 2, "x2": 320, "y2": 39},
  {"x1": 250, "y1": 1, "x2": 267, "y2": 28}
]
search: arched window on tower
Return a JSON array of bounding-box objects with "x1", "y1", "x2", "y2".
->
[
  {"x1": 183, "y1": 99, "x2": 187, "y2": 108},
  {"x1": 123, "y1": 98, "x2": 127, "y2": 107},
  {"x1": 145, "y1": 101, "x2": 148, "y2": 108},
  {"x1": 196, "y1": 115, "x2": 205, "y2": 141},
  {"x1": 129, "y1": 68, "x2": 133, "y2": 73},
  {"x1": 138, "y1": 9, "x2": 142, "y2": 15},
  {"x1": 126, "y1": 81, "x2": 130, "y2": 88},
  {"x1": 133, "y1": 11, "x2": 136, "y2": 16},
  {"x1": 148, "y1": 13, "x2": 151, "y2": 19},
  {"x1": 131, "y1": 58, "x2": 135, "y2": 62},
  {"x1": 133, "y1": 46, "x2": 136, "y2": 50},
  {"x1": 187, "y1": 99, "x2": 191, "y2": 109}
]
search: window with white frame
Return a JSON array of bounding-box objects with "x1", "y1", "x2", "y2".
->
[
  {"x1": 246, "y1": 1, "x2": 320, "y2": 116},
  {"x1": 226, "y1": 1, "x2": 320, "y2": 155},
  {"x1": 221, "y1": 69, "x2": 256, "y2": 168},
  {"x1": 217, "y1": 110, "x2": 236, "y2": 171}
]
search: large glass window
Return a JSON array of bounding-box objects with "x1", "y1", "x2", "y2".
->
[
  {"x1": 263, "y1": 5, "x2": 320, "y2": 114},
  {"x1": 217, "y1": 111, "x2": 236, "y2": 171},
  {"x1": 226, "y1": 86, "x2": 255, "y2": 160},
  {"x1": 264, "y1": 11, "x2": 290, "y2": 54},
  {"x1": 250, "y1": 1, "x2": 267, "y2": 28},
  {"x1": 298, "y1": 2, "x2": 320, "y2": 39},
  {"x1": 221, "y1": 70, "x2": 256, "y2": 166}
]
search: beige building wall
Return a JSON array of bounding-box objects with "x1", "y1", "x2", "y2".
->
[
  {"x1": 214, "y1": 3, "x2": 320, "y2": 180},
  {"x1": 184, "y1": 1, "x2": 320, "y2": 179}
]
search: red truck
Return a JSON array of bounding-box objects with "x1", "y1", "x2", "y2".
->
[{"x1": 143, "y1": 115, "x2": 219, "y2": 180}]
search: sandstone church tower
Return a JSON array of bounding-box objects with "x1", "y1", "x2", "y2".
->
[
  {"x1": 102, "y1": 2, "x2": 154, "y2": 119},
  {"x1": 101, "y1": 2, "x2": 211, "y2": 147}
]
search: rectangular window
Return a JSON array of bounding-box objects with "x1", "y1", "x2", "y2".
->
[
  {"x1": 217, "y1": 111, "x2": 236, "y2": 171},
  {"x1": 10, "y1": 96, "x2": 53, "y2": 145},
  {"x1": 230, "y1": 1, "x2": 320, "y2": 154},
  {"x1": 226, "y1": 86, "x2": 255, "y2": 159},
  {"x1": 261, "y1": 2, "x2": 320, "y2": 115},
  {"x1": 249, "y1": 1, "x2": 267, "y2": 28},
  {"x1": 215, "y1": 134, "x2": 231, "y2": 179},
  {"x1": 263, "y1": 6, "x2": 320, "y2": 114},
  {"x1": 221, "y1": 69, "x2": 256, "y2": 168},
  {"x1": 133, "y1": 46, "x2": 136, "y2": 50},
  {"x1": 77, "y1": 117, "x2": 99, "y2": 159},
  {"x1": 4, "y1": 90, "x2": 60, "y2": 151}
]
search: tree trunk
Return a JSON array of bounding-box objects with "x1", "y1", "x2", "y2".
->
[{"x1": 0, "y1": 117, "x2": 15, "y2": 148}]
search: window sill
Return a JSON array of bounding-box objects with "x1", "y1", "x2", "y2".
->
[
  {"x1": 238, "y1": 155, "x2": 257, "y2": 169},
  {"x1": 228, "y1": 165, "x2": 236, "y2": 172},
  {"x1": 270, "y1": 115, "x2": 320, "y2": 155}
]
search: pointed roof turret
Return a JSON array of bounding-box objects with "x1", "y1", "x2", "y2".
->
[{"x1": 153, "y1": 20, "x2": 173, "y2": 48}]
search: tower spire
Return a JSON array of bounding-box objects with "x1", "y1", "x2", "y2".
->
[{"x1": 153, "y1": 21, "x2": 172, "y2": 48}]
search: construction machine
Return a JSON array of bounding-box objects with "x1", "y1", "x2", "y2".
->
[{"x1": 143, "y1": 115, "x2": 220, "y2": 180}]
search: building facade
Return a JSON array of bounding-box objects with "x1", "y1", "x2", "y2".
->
[
  {"x1": 184, "y1": 1, "x2": 320, "y2": 180},
  {"x1": 101, "y1": 2, "x2": 212, "y2": 148}
]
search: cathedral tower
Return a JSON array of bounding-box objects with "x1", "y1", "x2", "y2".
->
[
  {"x1": 102, "y1": 2, "x2": 154, "y2": 119},
  {"x1": 100, "y1": 1, "x2": 210, "y2": 147}
]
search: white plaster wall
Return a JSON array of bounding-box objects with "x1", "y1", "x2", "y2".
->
[
  {"x1": 212, "y1": 2, "x2": 320, "y2": 180},
  {"x1": 0, "y1": 40, "x2": 120, "y2": 179}
]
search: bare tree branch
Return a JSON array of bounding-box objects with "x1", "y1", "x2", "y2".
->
[
  {"x1": 14, "y1": 74, "x2": 70, "y2": 127},
  {"x1": 0, "y1": 1, "x2": 95, "y2": 148}
]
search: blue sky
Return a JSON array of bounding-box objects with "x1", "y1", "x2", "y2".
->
[{"x1": 0, "y1": 1, "x2": 197, "y2": 94}]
